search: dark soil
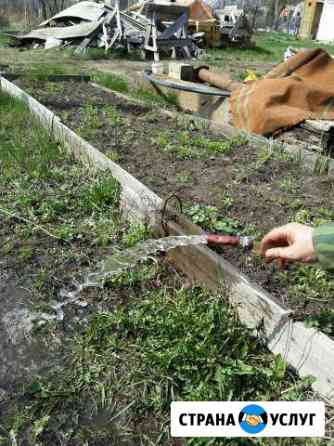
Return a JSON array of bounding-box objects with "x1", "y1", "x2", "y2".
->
[{"x1": 16, "y1": 79, "x2": 334, "y2": 326}]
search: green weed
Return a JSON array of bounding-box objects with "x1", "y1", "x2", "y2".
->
[
  {"x1": 121, "y1": 222, "x2": 151, "y2": 248},
  {"x1": 186, "y1": 204, "x2": 240, "y2": 234},
  {"x1": 25, "y1": 63, "x2": 70, "y2": 81},
  {"x1": 256, "y1": 142, "x2": 293, "y2": 169},
  {"x1": 306, "y1": 310, "x2": 334, "y2": 337},
  {"x1": 153, "y1": 130, "x2": 243, "y2": 160},
  {"x1": 292, "y1": 207, "x2": 334, "y2": 227},
  {"x1": 93, "y1": 72, "x2": 129, "y2": 94},
  {"x1": 104, "y1": 105, "x2": 123, "y2": 127},
  {"x1": 176, "y1": 171, "x2": 192, "y2": 185},
  {"x1": 73, "y1": 47, "x2": 110, "y2": 61},
  {"x1": 314, "y1": 155, "x2": 330, "y2": 175},
  {"x1": 277, "y1": 264, "x2": 334, "y2": 304},
  {"x1": 80, "y1": 176, "x2": 120, "y2": 212},
  {"x1": 79, "y1": 103, "x2": 103, "y2": 137},
  {"x1": 0, "y1": 32, "x2": 10, "y2": 47},
  {"x1": 279, "y1": 176, "x2": 298, "y2": 193}
]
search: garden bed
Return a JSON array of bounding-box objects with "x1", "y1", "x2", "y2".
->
[
  {"x1": 15, "y1": 78, "x2": 334, "y2": 338},
  {"x1": 0, "y1": 88, "x2": 323, "y2": 446}
]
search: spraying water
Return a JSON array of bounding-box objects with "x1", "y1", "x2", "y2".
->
[{"x1": 51, "y1": 235, "x2": 208, "y2": 320}]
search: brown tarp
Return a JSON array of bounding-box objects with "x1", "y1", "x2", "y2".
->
[{"x1": 230, "y1": 48, "x2": 334, "y2": 135}]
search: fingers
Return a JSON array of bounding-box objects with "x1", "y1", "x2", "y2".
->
[
  {"x1": 265, "y1": 245, "x2": 299, "y2": 262},
  {"x1": 260, "y1": 226, "x2": 290, "y2": 256},
  {"x1": 260, "y1": 223, "x2": 315, "y2": 266}
]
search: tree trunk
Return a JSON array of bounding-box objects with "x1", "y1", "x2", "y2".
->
[{"x1": 273, "y1": 0, "x2": 281, "y2": 30}]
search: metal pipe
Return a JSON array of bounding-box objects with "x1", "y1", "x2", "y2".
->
[
  {"x1": 206, "y1": 233, "x2": 254, "y2": 249},
  {"x1": 197, "y1": 68, "x2": 242, "y2": 92}
]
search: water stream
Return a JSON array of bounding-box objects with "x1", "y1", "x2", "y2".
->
[{"x1": 51, "y1": 235, "x2": 208, "y2": 320}]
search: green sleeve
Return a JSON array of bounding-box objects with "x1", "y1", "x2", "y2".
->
[{"x1": 313, "y1": 224, "x2": 334, "y2": 271}]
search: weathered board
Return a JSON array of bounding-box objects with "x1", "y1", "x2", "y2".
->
[{"x1": 2, "y1": 75, "x2": 334, "y2": 400}]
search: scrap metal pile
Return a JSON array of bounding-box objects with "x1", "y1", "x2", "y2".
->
[
  {"x1": 9, "y1": 0, "x2": 200, "y2": 59},
  {"x1": 9, "y1": 1, "x2": 253, "y2": 58},
  {"x1": 215, "y1": 6, "x2": 253, "y2": 48}
]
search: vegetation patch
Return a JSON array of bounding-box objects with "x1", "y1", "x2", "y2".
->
[
  {"x1": 0, "y1": 88, "x2": 320, "y2": 446},
  {"x1": 93, "y1": 71, "x2": 178, "y2": 107},
  {"x1": 15, "y1": 78, "x2": 334, "y2": 334},
  {"x1": 154, "y1": 130, "x2": 246, "y2": 159}
]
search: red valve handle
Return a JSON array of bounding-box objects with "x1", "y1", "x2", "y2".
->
[{"x1": 206, "y1": 234, "x2": 240, "y2": 246}]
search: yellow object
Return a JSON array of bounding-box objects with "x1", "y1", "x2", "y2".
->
[{"x1": 244, "y1": 69, "x2": 257, "y2": 82}]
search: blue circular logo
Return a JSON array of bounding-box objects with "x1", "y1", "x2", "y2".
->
[{"x1": 239, "y1": 404, "x2": 268, "y2": 434}]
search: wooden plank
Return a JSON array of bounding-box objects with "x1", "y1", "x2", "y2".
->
[
  {"x1": 2, "y1": 76, "x2": 334, "y2": 400},
  {"x1": 269, "y1": 322, "x2": 334, "y2": 398}
]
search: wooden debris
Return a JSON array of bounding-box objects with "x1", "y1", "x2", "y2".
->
[{"x1": 278, "y1": 120, "x2": 334, "y2": 158}]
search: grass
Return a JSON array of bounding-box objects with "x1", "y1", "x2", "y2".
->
[
  {"x1": 205, "y1": 31, "x2": 334, "y2": 79},
  {"x1": 2, "y1": 282, "x2": 316, "y2": 446},
  {"x1": 94, "y1": 71, "x2": 130, "y2": 94},
  {"x1": 24, "y1": 62, "x2": 72, "y2": 80},
  {"x1": 0, "y1": 44, "x2": 87, "y2": 77},
  {"x1": 0, "y1": 32, "x2": 10, "y2": 47},
  {"x1": 0, "y1": 89, "x2": 123, "y2": 284},
  {"x1": 0, "y1": 89, "x2": 325, "y2": 446},
  {"x1": 93, "y1": 71, "x2": 178, "y2": 107}
]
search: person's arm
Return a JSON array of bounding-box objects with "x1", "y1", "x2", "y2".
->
[
  {"x1": 313, "y1": 223, "x2": 334, "y2": 271},
  {"x1": 260, "y1": 222, "x2": 334, "y2": 271},
  {"x1": 260, "y1": 223, "x2": 316, "y2": 264}
]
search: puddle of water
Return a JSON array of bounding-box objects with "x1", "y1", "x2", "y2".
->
[
  {"x1": 0, "y1": 236, "x2": 207, "y2": 385},
  {"x1": 52, "y1": 235, "x2": 207, "y2": 320}
]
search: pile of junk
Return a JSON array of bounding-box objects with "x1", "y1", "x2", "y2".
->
[
  {"x1": 7, "y1": 0, "x2": 253, "y2": 59},
  {"x1": 145, "y1": 48, "x2": 334, "y2": 157}
]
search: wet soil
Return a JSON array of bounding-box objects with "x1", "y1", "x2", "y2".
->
[
  {"x1": 15, "y1": 79, "x2": 334, "y2": 325},
  {"x1": 0, "y1": 96, "x2": 188, "y2": 443}
]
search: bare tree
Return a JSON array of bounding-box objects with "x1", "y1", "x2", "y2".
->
[
  {"x1": 243, "y1": 0, "x2": 262, "y2": 30},
  {"x1": 273, "y1": 0, "x2": 282, "y2": 29}
]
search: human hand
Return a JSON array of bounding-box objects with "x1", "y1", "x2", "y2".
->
[{"x1": 260, "y1": 223, "x2": 317, "y2": 265}]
